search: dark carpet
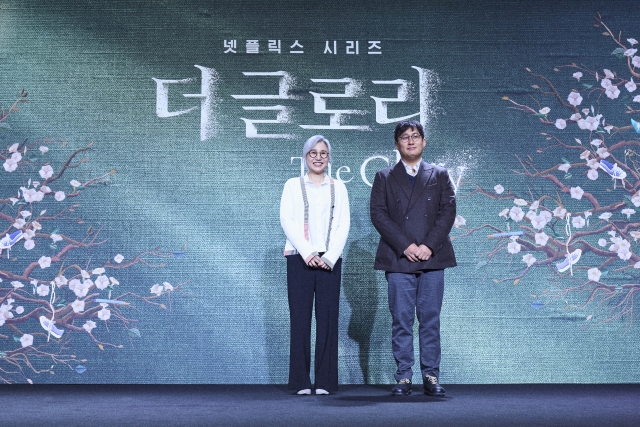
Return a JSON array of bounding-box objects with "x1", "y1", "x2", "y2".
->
[{"x1": 0, "y1": 384, "x2": 638, "y2": 427}]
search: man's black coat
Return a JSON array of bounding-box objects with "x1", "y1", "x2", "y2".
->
[{"x1": 370, "y1": 160, "x2": 457, "y2": 273}]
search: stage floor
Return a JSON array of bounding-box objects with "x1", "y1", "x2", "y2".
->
[{"x1": 1, "y1": 384, "x2": 638, "y2": 426}]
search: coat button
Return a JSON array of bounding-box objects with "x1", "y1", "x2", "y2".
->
[
  {"x1": 427, "y1": 197, "x2": 432, "y2": 201},
  {"x1": 405, "y1": 216, "x2": 409, "y2": 220}
]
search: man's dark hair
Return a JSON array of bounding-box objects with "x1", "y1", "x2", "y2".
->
[{"x1": 394, "y1": 120, "x2": 425, "y2": 142}]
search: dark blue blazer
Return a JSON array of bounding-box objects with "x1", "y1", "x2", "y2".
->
[{"x1": 370, "y1": 160, "x2": 457, "y2": 273}]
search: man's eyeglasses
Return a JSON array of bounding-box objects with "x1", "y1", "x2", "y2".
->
[
  {"x1": 308, "y1": 150, "x2": 329, "y2": 159},
  {"x1": 398, "y1": 134, "x2": 423, "y2": 143}
]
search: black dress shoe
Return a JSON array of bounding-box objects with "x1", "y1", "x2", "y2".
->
[
  {"x1": 423, "y1": 375, "x2": 445, "y2": 396},
  {"x1": 391, "y1": 378, "x2": 412, "y2": 396}
]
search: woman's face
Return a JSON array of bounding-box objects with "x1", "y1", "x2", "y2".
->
[{"x1": 306, "y1": 141, "x2": 329, "y2": 175}]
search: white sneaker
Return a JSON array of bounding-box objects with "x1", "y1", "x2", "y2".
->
[
  {"x1": 555, "y1": 249, "x2": 582, "y2": 273},
  {"x1": 315, "y1": 388, "x2": 329, "y2": 395},
  {"x1": 0, "y1": 230, "x2": 24, "y2": 258},
  {"x1": 296, "y1": 389, "x2": 311, "y2": 395},
  {"x1": 39, "y1": 316, "x2": 64, "y2": 339}
]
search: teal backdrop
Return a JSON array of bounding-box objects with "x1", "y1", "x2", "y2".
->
[{"x1": 1, "y1": 0, "x2": 639, "y2": 384}]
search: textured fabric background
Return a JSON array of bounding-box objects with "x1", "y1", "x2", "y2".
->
[{"x1": 1, "y1": 0, "x2": 639, "y2": 384}]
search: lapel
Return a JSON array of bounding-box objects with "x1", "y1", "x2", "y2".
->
[
  {"x1": 406, "y1": 160, "x2": 434, "y2": 213},
  {"x1": 389, "y1": 161, "x2": 412, "y2": 201}
]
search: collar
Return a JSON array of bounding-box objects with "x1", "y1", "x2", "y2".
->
[
  {"x1": 400, "y1": 160, "x2": 421, "y2": 177},
  {"x1": 304, "y1": 173, "x2": 329, "y2": 185}
]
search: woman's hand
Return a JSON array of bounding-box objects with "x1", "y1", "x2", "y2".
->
[{"x1": 308, "y1": 255, "x2": 331, "y2": 270}]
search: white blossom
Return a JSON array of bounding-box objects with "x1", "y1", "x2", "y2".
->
[
  {"x1": 39, "y1": 165, "x2": 54, "y2": 179},
  {"x1": 83, "y1": 320, "x2": 96, "y2": 333},
  {"x1": 618, "y1": 248, "x2": 633, "y2": 261},
  {"x1": 587, "y1": 159, "x2": 599, "y2": 169},
  {"x1": 509, "y1": 206, "x2": 524, "y2": 222},
  {"x1": 95, "y1": 275, "x2": 110, "y2": 290},
  {"x1": 535, "y1": 232, "x2": 549, "y2": 246},
  {"x1": 38, "y1": 256, "x2": 52, "y2": 269},
  {"x1": 20, "y1": 334, "x2": 33, "y2": 348},
  {"x1": 570, "y1": 186, "x2": 584, "y2": 200},
  {"x1": 578, "y1": 116, "x2": 599, "y2": 131},
  {"x1": 71, "y1": 299, "x2": 85, "y2": 313},
  {"x1": 522, "y1": 253, "x2": 536, "y2": 267},
  {"x1": 553, "y1": 206, "x2": 567, "y2": 219},
  {"x1": 54, "y1": 276, "x2": 68, "y2": 287},
  {"x1": 150, "y1": 284, "x2": 163, "y2": 296},
  {"x1": 567, "y1": 91, "x2": 583, "y2": 106},
  {"x1": 621, "y1": 208, "x2": 636, "y2": 219},
  {"x1": 98, "y1": 308, "x2": 111, "y2": 321},
  {"x1": 507, "y1": 241, "x2": 522, "y2": 254},
  {"x1": 571, "y1": 216, "x2": 586, "y2": 229},
  {"x1": 587, "y1": 267, "x2": 602, "y2": 282},
  {"x1": 605, "y1": 85, "x2": 620, "y2": 99},
  {"x1": 596, "y1": 147, "x2": 610, "y2": 159}
]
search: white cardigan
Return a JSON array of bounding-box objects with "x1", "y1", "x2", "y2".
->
[{"x1": 280, "y1": 174, "x2": 350, "y2": 270}]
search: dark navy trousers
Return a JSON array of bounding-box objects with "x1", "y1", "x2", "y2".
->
[
  {"x1": 287, "y1": 255, "x2": 342, "y2": 391},
  {"x1": 386, "y1": 269, "x2": 444, "y2": 381}
]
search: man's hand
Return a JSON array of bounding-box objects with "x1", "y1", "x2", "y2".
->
[
  {"x1": 404, "y1": 243, "x2": 420, "y2": 262},
  {"x1": 415, "y1": 244, "x2": 432, "y2": 261},
  {"x1": 405, "y1": 244, "x2": 432, "y2": 262}
]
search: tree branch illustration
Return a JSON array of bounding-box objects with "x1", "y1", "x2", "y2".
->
[
  {"x1": 454, "y1": 18, "x2": 640, "y2": 333},
  {"x1": 1, "y1": 93, "x2": 185, "y2": 383}
]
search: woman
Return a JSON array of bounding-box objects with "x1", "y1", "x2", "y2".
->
[{"x1": 280, "y1": 135, "x2": 350, "y2": 395}]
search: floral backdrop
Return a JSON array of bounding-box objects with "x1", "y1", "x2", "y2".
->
[{"x1": 1, "y1": 0, "x2": 639, "y2": 384}]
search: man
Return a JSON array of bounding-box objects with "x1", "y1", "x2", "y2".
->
[{"x1": 370, "y1": 120, "x2": 457, "y2": 396}]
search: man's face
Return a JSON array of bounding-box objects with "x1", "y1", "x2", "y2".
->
[{"x1": 395, "y1": 127, "x2": 426, "y2": 163}]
